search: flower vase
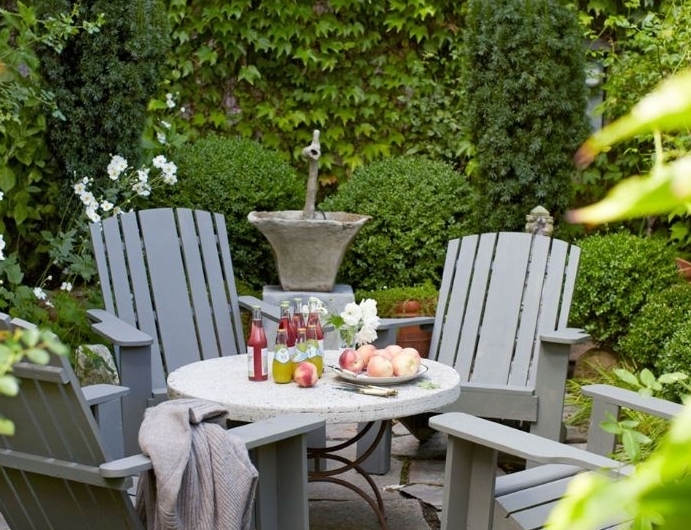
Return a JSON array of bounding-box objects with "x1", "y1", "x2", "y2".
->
[{"x1": 337, "y1": 326, "x2": 358, "y2": 351}]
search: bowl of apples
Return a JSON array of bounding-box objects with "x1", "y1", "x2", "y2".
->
[{"x1": 333, "y1": 344, "x2": 428, "y2": 385}]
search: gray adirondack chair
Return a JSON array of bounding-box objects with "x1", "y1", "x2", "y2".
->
[
  {"x1": 88, "y1": 208, "x2": 280, "y2": 455},
  {"x1": 361, "y1": 232, "x2": 589, "y2": 473},
  {"x1": 0, "y1": 312, "x2": 131, "y2": 459},
  {"x1": 0, "y1": 346, "x2": 324, "y2": 530},
  {"x1": 430, "y1": 384, "x2": 683, "y2": 530}
]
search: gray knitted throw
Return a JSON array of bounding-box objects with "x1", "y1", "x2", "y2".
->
[{"x1": 136, "y1": 399, "x2": 258, "y2": 530}]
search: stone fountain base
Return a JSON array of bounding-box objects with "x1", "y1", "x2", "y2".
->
[{"x1": 248, "y1": 210, "x2": 371, "y2": 292}]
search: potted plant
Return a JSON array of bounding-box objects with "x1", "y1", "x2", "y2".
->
[
  {"x1": 248, "y1": 130, "x2": 371, "y2": 292},
  {"x1": 355, "y1": 284, "x2": 438, "y2": 358}
]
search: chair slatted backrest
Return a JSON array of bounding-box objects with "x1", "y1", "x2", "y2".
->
[
  {"x1": 0, "y1": 353, "x2": 142, "y2": 529},
  {"x1": 91, "y1": 208, "x2": 246, "y2": 391},
  {"x1": 429, "y1": 232, "x2": 580, "y2": 388}
]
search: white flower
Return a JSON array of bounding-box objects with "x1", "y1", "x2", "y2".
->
[
  {"x1": 101, "y1": 200, "x2": 114, "y2": 212},
  {"x1": 85, "y1": 206, "x2": 101, "y2": 223},
  {"x1": 60, "y1": 282, "x2": 73, "y2": 292},
  {"x1": 161, "y1": 161, "x2": 178, "y2": 184},
  {"x1": 33, "y1": 287, "x2": 47, "y2": 300},
  {"x1": 0, "y1": 234, "x2": 5, "y2": 260},
  {"x1": 165, "y1": 93, "x2": 176, "y2": 108},
  {"x1": 152, "y1": 155, "x2": 167, "y2": 169},
  {"x1": 329, "y1": 299, "x2": 379, "y2": 346},
  {"x1": 79, "y1": 191, "x2": 97, "y2": 207},
  {"x1": 107, "y1": 155, "x2": 128, "y2": 180},
  {"x1": 341, "y1": 302, "x2": 363, "y2": 327},
  {"x1": 136, "y1": 168, "x2": 149, "y2": 183},
  {"x1": 156, "y1": 132, "x2": 167, "y2": 145},
  {"x1": 160, "y1": 120, "x2": 171, "y2": 130},
  {"x1": 356, "y1": 325, "x2": 378, "y2": 346},
  {"x1": 132, "y1": 181, "x2": 151, "y2": 197},
  {"x1": 73, "y1": 181, "x2": 88, "y2": 195},
  {"x1": 0, "y1": 191, "x2": 4, "y2": 201}
]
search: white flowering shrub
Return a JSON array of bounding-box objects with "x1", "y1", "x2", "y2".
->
[{"x1": 74, "y1": 153, "x2": 178, "y2": 223}]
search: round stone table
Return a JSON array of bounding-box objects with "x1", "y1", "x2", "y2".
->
[
  {"x1": 167, "y1": 350, "x2": 460, "y2": 529},
  {"x1": 167, "y1": 351, "x2": 461, "y2": 424}
]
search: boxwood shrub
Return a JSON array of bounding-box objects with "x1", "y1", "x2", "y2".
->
[
  {"x1": 655, "y1": 324, "x2": 691, "y2": 402},
  {"x1": 154, "y1": 134, "x2": 304, "y2": 290},
  {"x1": 618, "y1": 283, "x2": 691, "y2": 368},
  {"x1": 322, "y1": 156, "x2": 475, "y2": 291},
  {"x1": 570, "y1": 231, "x2": 681, "y2": 352}
]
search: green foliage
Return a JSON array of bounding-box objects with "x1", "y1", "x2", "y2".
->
[
  {"x1": 566, "y1": 366, "x2": 678, "y2": 464},
  {"x1": 355, "y1": 283, "x2": 439, "y2": 318},
  {"x1": 572, "y1": 0, "x2": 691, "y2": 241},
  {"x1": 155, "y1": 134, "x2": 304, "y2": 290},
  {"x1": 570, "y1": 231, "x2": 680, "y2": 351},
  {"x1": 322, "y1": 156, "x2": 475, "y2": 291},
  {"x1": 0, "y1": 2, "x2": 103, "y2": 275},
  {"x1": 619, "y1": 283, "x2": 691, "y2": 369},
  {"x1": 655, "y1": 324, "x2": 691, "y2": 402},
  {"x1": 35, "y1": 0, "x2": 169, "y2": 183},
  {"x1": 461, "y1": 0, "x2": 590, "y2": 231},
  {"x1": 0, "y1": 326, "x2": 68, "y2": 435},
  {"x1": 162, "y1": 0, "x2": 468, "y2": 179}
]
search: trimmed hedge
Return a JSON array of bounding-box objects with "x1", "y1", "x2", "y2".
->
[
  {"x1": 322, "y1": 156, "x2": 475, "y2": 290},
  {"x1": 154, "y1": 135, "x2": 304, "y2": 290},
  {"x1": 570, "y1": 232, "x2": 681, "y2": 351}
]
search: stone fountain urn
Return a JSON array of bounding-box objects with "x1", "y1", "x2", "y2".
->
[{"x1": 248, "y1": 131, "x2": 371, "y2": 292}]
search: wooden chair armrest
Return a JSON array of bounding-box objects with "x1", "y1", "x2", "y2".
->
[
  {"x1": 229, "y1": 413, "x2": 325, "y2": 450},
  {"x1": 378, "y1": 316, "x2": 435, "y2": 331},
  {"x1": 539, "y1": 327, "x2": 590, "y2": 345},
  {"x1": 582, "y1": 384, "x2": 683, "y2": 455},
  {"x1": 87, "y1": 309, "x2": 153, "y2": 347},
  {"x1": 582, "y1": 384, "x2": 682, "y2": 420},
  {"x1": 99, "y1": 454, "x2": 153, "y2": 478},
  {"x1": 237, "y1": 295, "x2": 281, "y2": 322},
  {"x1": 429, "y1": 412, "x2": 624, "y2": 477},
  {"x1": 82, "y1": 384, "x2": 129, "y2": 406},
  {"x1": 99, "y1": 413, "x2": 325, "y2": 478}
]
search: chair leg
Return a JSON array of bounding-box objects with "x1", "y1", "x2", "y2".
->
[
  {"x1": 440, "y1": 436, "x2": 498, "y2": 530},
  {"x1": 356, "y1": 421, "x2": 392, "y2": 475},
  {"x1": 254, "y1": 433, "x2": 310, "y2": 530}
]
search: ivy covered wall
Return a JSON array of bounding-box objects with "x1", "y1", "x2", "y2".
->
[{"x1": 164, "y1": 0, "x2": 468, "y2": 181}]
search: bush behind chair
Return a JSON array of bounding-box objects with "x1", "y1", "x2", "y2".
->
[
  {"x1": 154, "y1": 134, "x2": 304, "y2": 290},
  {"x1": 322, "y1": 156, "x2": 475, "y2": 291}
]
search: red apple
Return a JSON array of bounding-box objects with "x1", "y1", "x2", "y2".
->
[
  {"x1": 374, "y1": 348, "x2": 393, "y2": 360},
  {"x1": 385, "y1": 344, "x2": 403, "y2": 357},
  {"x1": 339, "y1": 348, "x2": 365, "y2": 373},
  {"x1": 357, "y1": 344, "x2": 377, "y2": 367},
  {"x1": 391, "y1": 352, "x2": 420, "y2": 377},
  {"x1": 366, "y1": 355, "x2": 394, "y2": 377},
  {"x1": 293, "y1": 361, "x2": 318, "y2": 387},
  {"x1": 400, "y1": 347, "x2": 421, "y2": 363}
]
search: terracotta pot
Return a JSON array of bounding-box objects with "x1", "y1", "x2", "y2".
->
[
  {"x1": 394, "y1": 300, "x2": 432, "y2": 359},
  {"x1": 676, "y1": 257, "x2": 691, "y2": 282}
]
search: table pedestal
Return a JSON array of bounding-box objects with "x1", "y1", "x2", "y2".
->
[{"x1": 308, "y1": 421, "x2": 390, "y2": 529}]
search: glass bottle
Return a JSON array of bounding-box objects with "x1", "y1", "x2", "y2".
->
[
  {"x1": 247, "y1": 305, "x2": 268, "y2": 381},
  {"x1": 291, "y1": 297, "x2": 305, "y2": 336},
  {"x1": 272, "y1": 327, "x2": 293, "y2": 384},
  {"x1": 292, "y1": 327, "x2": 309, "y2": 374},
  {"x1": 307, "y1": 297, "x2": 325, "y2": 351},
  {"x1": 279, "y1": 300, "x2": 297, "y2": 354},
  {"x1": 306, "y1": 324, "x2": 324, "y2": 377}
]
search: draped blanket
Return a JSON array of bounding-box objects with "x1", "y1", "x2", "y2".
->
[{"x1": 136, "y1": 399, "x2": 258, "y2": 530}]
